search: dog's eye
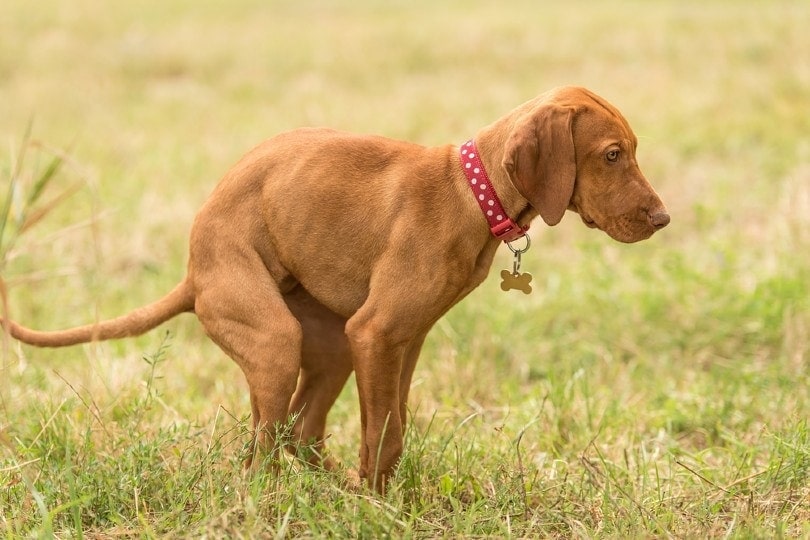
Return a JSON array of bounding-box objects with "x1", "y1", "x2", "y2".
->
[{"x1": 606, "y1": 149, "x2": 620, "y2": 162}]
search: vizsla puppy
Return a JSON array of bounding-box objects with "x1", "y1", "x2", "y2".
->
[{"x1": 3, "y1": 86, "x2": 669, "y2": 493}]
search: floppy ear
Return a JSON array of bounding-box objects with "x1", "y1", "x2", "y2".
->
[{"x1": 501, "y1": 105, "x2": 576, "y2": 226}]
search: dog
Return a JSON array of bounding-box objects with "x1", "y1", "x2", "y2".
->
[{"x1": 3, "y1": 86, "x2": 669, "y2": 493}]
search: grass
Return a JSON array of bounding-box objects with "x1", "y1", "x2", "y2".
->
[{"x1": 1, "y1": 0, "x2": 809, "y2": 537}]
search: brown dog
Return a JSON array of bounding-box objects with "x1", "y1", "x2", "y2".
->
[{"x1": 3, "y1": 86, "x2": 669, "y2": 492}]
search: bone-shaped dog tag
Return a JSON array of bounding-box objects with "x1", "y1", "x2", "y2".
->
[
  {"x1": 500, "y1": 269, "x2": 533, "y2": 294},
  {"x1": 501, "y1": 234, "x2": 532, "y2": 294}
]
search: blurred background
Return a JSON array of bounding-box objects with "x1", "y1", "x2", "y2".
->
[{"x1": 1, "y1": 0, "x2": 808, "y2": 535}]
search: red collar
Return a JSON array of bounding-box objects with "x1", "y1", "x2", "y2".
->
[{"x1": 460, "y1": 140, "x2": 528, "y2": 243}]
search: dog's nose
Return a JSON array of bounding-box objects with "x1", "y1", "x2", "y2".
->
[{"x1": 649, "y1": 211, "x2": 670, "y2": 230}]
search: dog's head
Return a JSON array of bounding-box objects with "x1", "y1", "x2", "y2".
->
[{"x1": 502, "y1": 86, "x2": 669, "y2": 243}]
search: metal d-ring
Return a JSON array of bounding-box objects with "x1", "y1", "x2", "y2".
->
[{"x1": 506, "y1": 233, "x2": 531, "y2": 255}]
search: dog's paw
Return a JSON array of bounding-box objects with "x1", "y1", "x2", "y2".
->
[{"x1": 343, "y1": 468, "x2": 363, "y2": 491}]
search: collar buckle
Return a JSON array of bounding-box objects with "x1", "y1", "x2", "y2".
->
[{"x1": 491, "y1": 219, "x2": 526, "y2": 242}]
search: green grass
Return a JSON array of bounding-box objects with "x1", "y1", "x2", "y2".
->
[{"x1": 2, "y1": 0, "x2": 809, "y2": 537}]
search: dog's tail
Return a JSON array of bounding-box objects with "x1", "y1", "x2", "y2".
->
[{"x1": 2, "y1": 279, "x2": 195, "y2": 348}]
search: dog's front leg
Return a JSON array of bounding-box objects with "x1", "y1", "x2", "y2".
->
[
  {"x1": 342, "y1": 233, "x2": 480, "y2": 492},
  {"x1": 347, "y1": 316, "x2": 407, "y2": 494},
  {"x1": 398, "y1": 332, "x2": 429, "y2": 437},
  {"x1": 346, "y1": 297, "x2": 456, "y2": 493}
]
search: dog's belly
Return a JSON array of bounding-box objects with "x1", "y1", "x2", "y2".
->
[{"x1": 281, "y1": 258, "x2": 371, "y2": 320}]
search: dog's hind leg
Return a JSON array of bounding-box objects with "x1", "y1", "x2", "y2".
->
[
  {"x1": 193, "y1": 254, "x2": 302, "y2": 471},
  {"x1": 284, "y1": 287, "x2": 353, "y2": 471}
]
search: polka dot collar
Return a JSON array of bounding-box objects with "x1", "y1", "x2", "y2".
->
[{"x1": 460, "y1": 139, "x2": 528, "y2": 243}]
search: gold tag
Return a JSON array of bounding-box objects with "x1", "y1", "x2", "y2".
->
[
  {"x1": 500, "y1": 269, "x2": 532, "y2": 294},
  {"x1": 502, "y1": 233, "x2": 532, "y2": 294}
]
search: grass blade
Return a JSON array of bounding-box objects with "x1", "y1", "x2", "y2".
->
[
  {"x1": 25, "y1": 151, "x2": 65, "y2": 208},
  {"x1": 0, "y1": 173, "x2": 16, "y2": 258},
  {"x1": 19, "y1": 181, "x2": 82, "y2": 235}
]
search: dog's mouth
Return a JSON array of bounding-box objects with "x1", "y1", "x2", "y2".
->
[
  {"x1": 602, "y1": 214, "x2": 660, "y2": 243},
  {"x1": 579, "y1": 212, "x2": 599, "y2": 229},
  {"x1": 569, "y1": 203, "x2": 597, "y2": 229},
  {"x1": 574, "y1": 207, "x2": 658, "y2": 243}
]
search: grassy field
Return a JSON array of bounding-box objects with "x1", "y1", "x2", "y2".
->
[{"x1": 2, "y1": 0, "x2": 809, "y2": 537}]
